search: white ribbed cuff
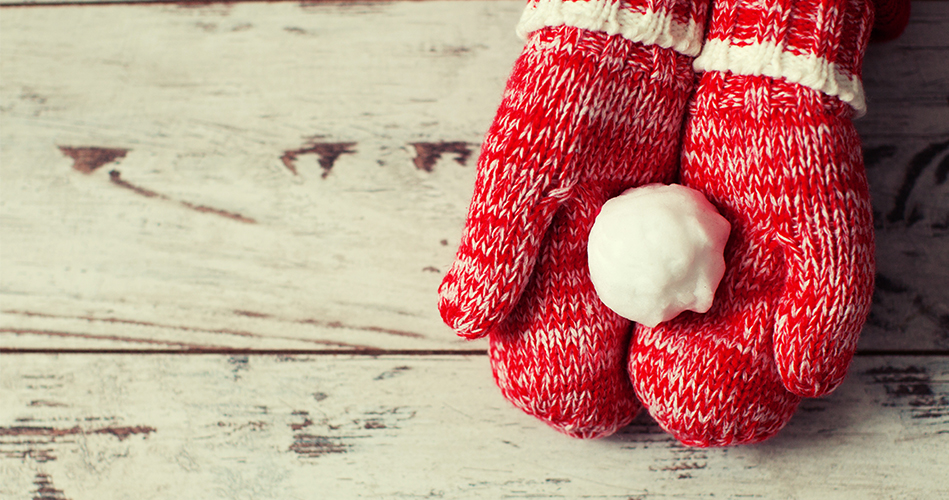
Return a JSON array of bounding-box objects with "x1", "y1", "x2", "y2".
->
[
  {"x1": 516, "y1": 0, "x2": 705, "y2": 57},
  {"x1": 693, "y1": 39, "x2": 867, "y2": 117}
]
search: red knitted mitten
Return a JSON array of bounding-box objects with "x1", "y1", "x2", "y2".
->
[
  {"x1": 629, "y1": 0, "x2": 876, "y2": 446},
  {"x1": 439, "y1": 0, "x2": 706, "y2": 438}
]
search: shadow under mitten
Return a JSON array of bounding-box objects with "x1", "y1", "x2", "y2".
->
[{"x1": 629, "y1": 0, "x2": 875, "y2": 446}]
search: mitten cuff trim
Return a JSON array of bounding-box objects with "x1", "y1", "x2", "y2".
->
[
  {"x1": 693, "y1": 39, "x2": 867, "y2": 117},
  {"x1": 516, "y1": 0, "x2": 705, "y2": 57}
]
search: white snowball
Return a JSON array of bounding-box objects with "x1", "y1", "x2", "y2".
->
[{"x1": 587, "y1": 184, "x2": 731, "y2": 328}]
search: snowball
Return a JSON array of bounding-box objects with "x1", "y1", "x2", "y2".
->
[{"x1": 587, "y1": 184, "x2": 731, "y2": 328}]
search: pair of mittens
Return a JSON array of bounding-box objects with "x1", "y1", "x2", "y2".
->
[{"x1": 440, "y1": 0, "x2": 883, "y2": 446}]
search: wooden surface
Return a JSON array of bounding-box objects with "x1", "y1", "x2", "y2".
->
[
  {"x1": 1, "y1": 0, "x2": 948, "y2": 498},
  {"x1": 1, "y1": 0, "x2": 527, "y2": 352},
  {"x1": 2, "y1": 354, "x2": 948, "y2": 499},
  {"x1": 1, "y1": 0, "x2": 947, "y2": 353}
]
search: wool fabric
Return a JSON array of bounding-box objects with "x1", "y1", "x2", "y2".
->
[
  {"x1": 628, "y1": 0, "x2": 876, "y2": 447},
  {"x1": 438, "y1": 23, "x2": 698, "y2": 438},
  {"x1": 441, "y1": 0, "x2": 889, "y2": 445},
  {"x1": 872, "y1": 0, "x2": 911, "y2": 42}
]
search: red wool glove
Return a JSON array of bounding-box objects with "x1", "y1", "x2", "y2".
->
[
  {"x1": 438, "y1": 0, "x2": 707, "y2": 438},
  {"x1": 628, "y1": 0, "x2": 876, "y2": 446}
]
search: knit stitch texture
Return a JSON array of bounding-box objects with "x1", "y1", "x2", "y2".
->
[
  {"x1": 629, "y1": 0, "x2": 875, "y2": 447},
  {"x1": 517, "y1": 0, "x2": 710, "y2": 56},
  {"x1": 438, "y1": 25, "x2": 697, "y2": 438},
  {"x1": 693, "y1": 0, "x2": 873, "y2": 116},
  {"x1": 441, "y1": 0, "x2": 879, "y2": 445}
]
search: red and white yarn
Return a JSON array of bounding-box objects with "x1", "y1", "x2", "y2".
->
[
  {"x1": 441, "y1": 0, "x2": 881, "y2": 445},
  {"x1": 693, "y1": 0, "x2": 873, "y2": 116},
  {"x1": 629, "y1": 73, "x2": 875, "y2": 447},
  {"x1": 439, "y1": 23, "x2": 698, "y2": 438},
  {"x1": 628, "y1": 0, "x2": 876, "y2": 447},
  {"x1": 517, "y1": 0, "x2": 709, "y2": 56}
]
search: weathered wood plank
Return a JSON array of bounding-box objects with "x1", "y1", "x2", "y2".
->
[
  {"x1": 0, "y1": 0, "x2": 526, "y2": 351},
  {"x1": 1, "y1": 1, "x2": 947, "y2": 351},
  {"x1": 0, "y1": 0, "x2": 500, "y2": 7},
  {"x1": 1, "y1": 354, "x2": 947, "y2": 499},
  {"x1": 857, "y1": 1, "x2": 949, "y2": 353}
]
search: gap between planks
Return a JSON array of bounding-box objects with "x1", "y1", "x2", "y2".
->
[
  {"x1": 2, "y1": 1, "x2": 946, "y2": 352},
  {"x1": 2, "y1": 348, "x2": 948, "y2": 356},
  {"x1": 0, "y1": 0, "x2": 515, "y2": 8},
  {"x1": 0, "y1": 0, "x2": 945, "y2": 7},
  {"x1": 2, "y1": 353, "x2": 948, "y2": 499}
]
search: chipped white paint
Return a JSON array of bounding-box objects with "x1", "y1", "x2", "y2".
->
[
  {"x1": 1, "y1": 354, "x2": 948, "y2": 499},
  {"x1": 0, "y1": 1, "x2": 529, "y2": 351},
  {"x1": 1, "y1": 1, "x2": 947, "y2": 351},
  {"x1": 0, "y1": 1, "x2": 947, "y2": 499}
]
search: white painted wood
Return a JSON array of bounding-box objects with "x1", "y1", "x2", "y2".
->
[
  {"x1": 1, "y1": 1, "x2": 947, "y2": 351},
  {"x1": 1, "y1": 1, "x2": 528, "y2": 351},
  {"x1": 1, "y1": 2, "x2": 946, "y2": 497},
  {"x1": 0, "y1": 0, "x2": 150, "y2": 4},
  {"x1": 1, "y1": 354, "x2": 947, "y2": 499},
  {"x1": 0, "y1": 0, "x2": 142, "y2": 4}
]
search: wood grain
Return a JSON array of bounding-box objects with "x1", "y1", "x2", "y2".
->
[
  {"x1": 1, "y1": 2, "x2": 947, "y2": 351},
  {"x1": 0, "y1": 353, "x2": 947, "y2": 499},
  {"x1": 2, "y1": 2, "x2": 947, "y2": 498},
  {"x1": 857, "y1": 2, "x2": 949, "y2": 353},
  {"x1": 0, "y1": 0, "x2": 526, "y2": 351}
]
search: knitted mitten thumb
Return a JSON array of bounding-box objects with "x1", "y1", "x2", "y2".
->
[
  {"x1": 629, "y1": 0, "x2": 875, "y2": 446},
  {"x1": 436, "y1": 26, "x2": 595, "y2": 340},
  {"x1": 438, "y1": 20, "x2": 700, "y2": 340}
]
